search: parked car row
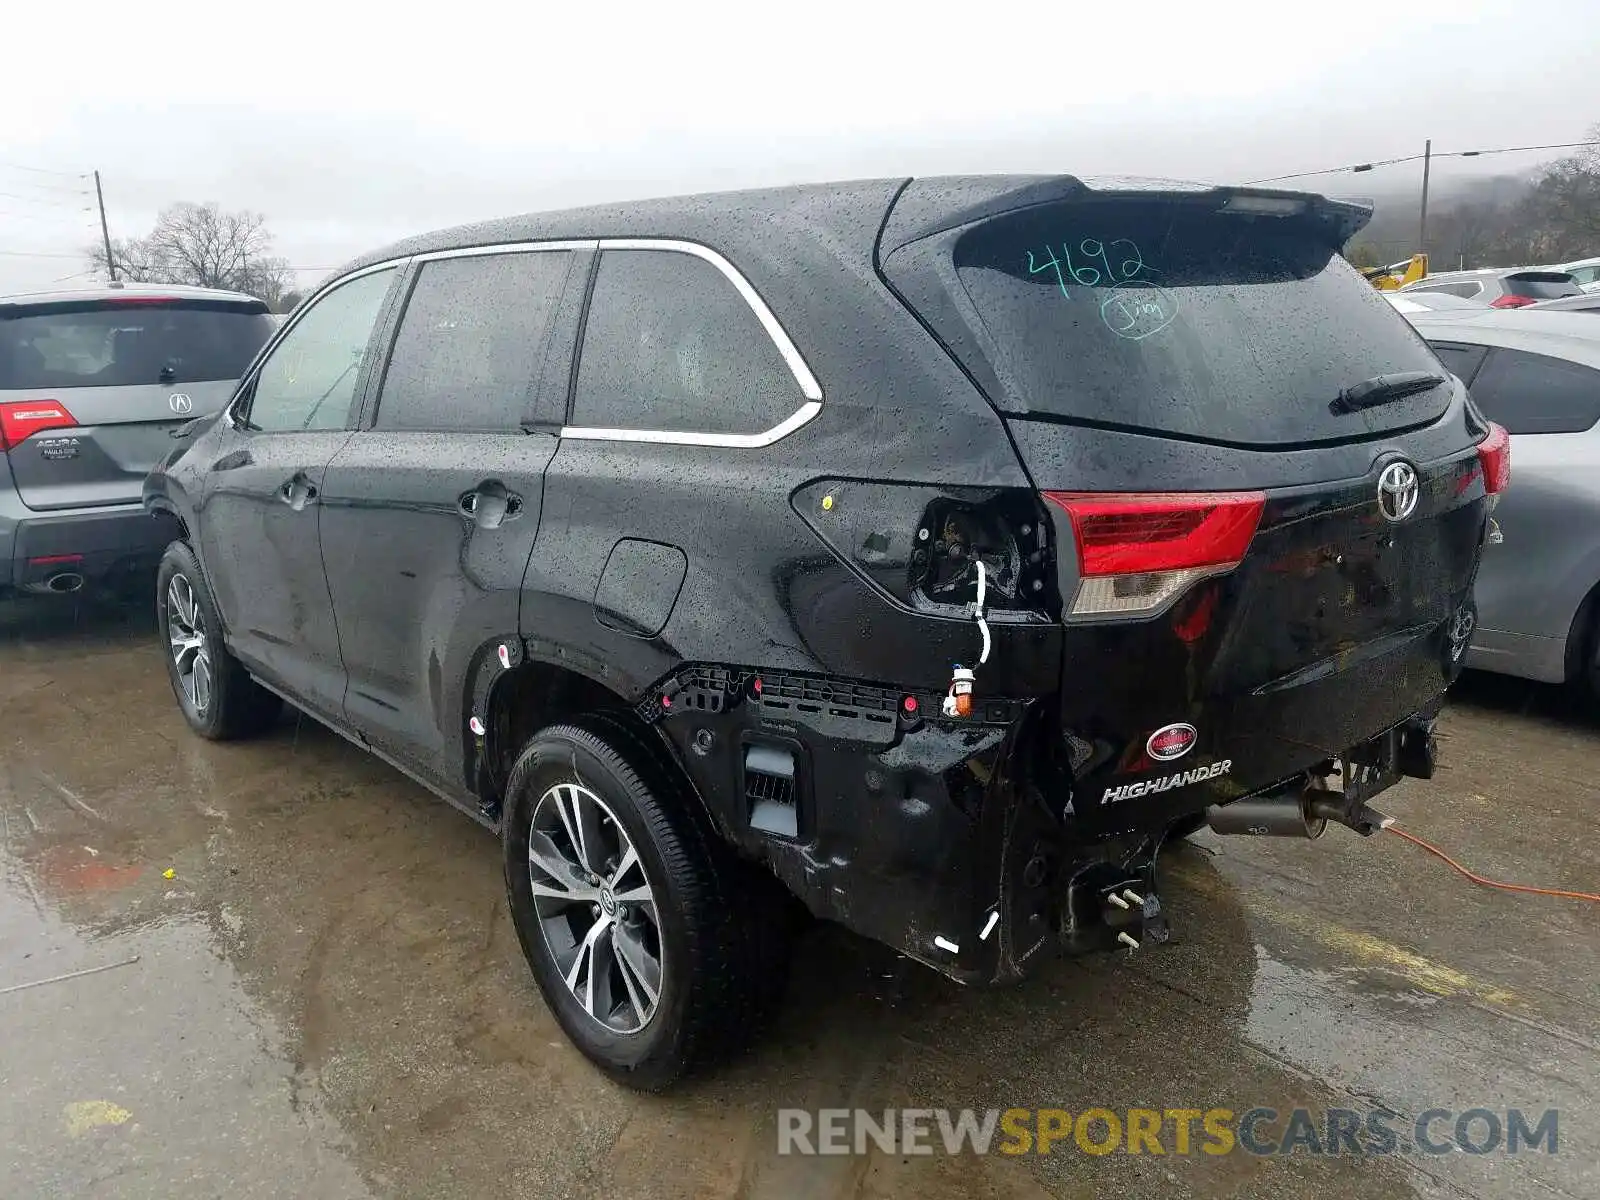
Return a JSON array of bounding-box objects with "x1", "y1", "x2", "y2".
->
[{"x1": 0, "y1": 177, "x2": 1512, "y2": 1090}]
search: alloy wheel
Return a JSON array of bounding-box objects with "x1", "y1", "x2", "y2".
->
[
  {"x1": 166, "y1": 574, "x2": 212, "y2": 716},
  {"x1": 528, "y1": 782, "x2": 664, "y2": 1033}
]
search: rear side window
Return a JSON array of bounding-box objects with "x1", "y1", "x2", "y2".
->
[
  {"x1": 949, "y1": 201, "x2": 1448, "y2": 446},
  {"x1": 243, "y1": 268, "x2": 396, "y2": 433},
  {"x1": 375, "y1": 251, "x2": 572, "y2": 432},
  {"x1": 1503, "y1": 273, "x2": 1582, "y2": 300},
  {"x1": 571, "y1": 249, "x2": 800, "y2": 435},
  {"x1": 1428, "y1": 341, "x2": 1489, "y2": 383},
  {"x1": 1467, "y1": 348, "x2": 1600, "y2": 435},
  {"x1": 0, "y1": 301, "x2": 275, "y2": 390}
]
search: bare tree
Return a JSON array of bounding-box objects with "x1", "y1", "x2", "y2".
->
[{"x1": 88, "y1": 202, "x2": 292, "y2": 305}]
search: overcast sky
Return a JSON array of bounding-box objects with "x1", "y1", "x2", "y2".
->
[{"x1": 4, "y1": 0, "x2": 1599, "y2": 293}]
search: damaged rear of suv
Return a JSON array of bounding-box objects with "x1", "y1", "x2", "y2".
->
[{"x1": 147, "y1": 176, "x2": 1501, "y2": 1089}]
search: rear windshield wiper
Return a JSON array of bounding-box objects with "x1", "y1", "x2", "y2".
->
[{"x1": 1331, "y1": 371, "x2": 1446, "y2": 415}]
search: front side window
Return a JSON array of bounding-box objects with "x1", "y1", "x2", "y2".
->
[
  {"x1": 243, "y1": 268, "x2": 396, "y2": 432},
  {"x1": 1468, "y1": 348, "x2": 1600, "y2": 435},
  {"x1": 375, "y1": 251, "x2": 572, "y2": 432},
  {"x1": 571, "y1": 249, "x2": 801, "y2": 435}
]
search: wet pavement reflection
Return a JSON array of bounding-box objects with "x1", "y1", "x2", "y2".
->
[{"x1": 2, "y1": 593, "x2": 1595, "y2": 1198}]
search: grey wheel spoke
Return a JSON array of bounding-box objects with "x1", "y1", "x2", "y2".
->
[
  {"x1": 608, "y1": 844, "x2": 638, "y2": 889},
  {"x1": 167, "y1": 575, "x2": 210, "y2": 715},
  {"x1": 530, "y1": 779, "x2": 663, "y2": 1034},
  {"x1": 553, "y1": 786, "x2": 584, "y2": 862},
  {"x1": 612, "y1": 920, "x2": 661, "y2": 1010},
  {"x1": 528, "y1": 831, "x2": 593, "y2": 899},
  {"x1": 564, "y1": 913, "x2": 611, "y2": 1017},
  {"x1": 193, "y1": 652, "x2": 212, "y2": 712}
]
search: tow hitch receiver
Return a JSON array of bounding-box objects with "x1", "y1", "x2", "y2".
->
[{"x1": 1061, "y1": 862, "x2": 1170, "y2": 954}]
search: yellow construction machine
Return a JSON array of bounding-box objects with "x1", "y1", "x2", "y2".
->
[{"x1": 1360, "y1": 253, "x2": 1429, "y2": 291}]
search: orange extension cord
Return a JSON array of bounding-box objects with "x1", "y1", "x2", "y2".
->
[{"x1": 1387, "y1": 825, "x2": 1600, "y2": 904}]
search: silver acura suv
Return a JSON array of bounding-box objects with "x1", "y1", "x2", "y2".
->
[{"x1": 0, "y1": 283, "x2": 275, "y2": 595}]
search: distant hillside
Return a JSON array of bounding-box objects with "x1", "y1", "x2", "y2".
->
[{"x1": 1340, "y1": 134, "x2": 1600, "y2": 270}]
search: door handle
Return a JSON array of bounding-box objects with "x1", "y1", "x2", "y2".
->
[
  {"x1": 459, "y1": 483, "x2": 523, "y2": 530},
  {"x1": 278, "y1": 475, "x2": 318, "y2": 511}
]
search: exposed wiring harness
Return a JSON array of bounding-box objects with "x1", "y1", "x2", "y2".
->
[
  {"x1": 1388, "y1": 824, "x2": 1600, "y2": 904},
  {"x1": 943, "y1": 562, "x2": 992, "y2": 718}
]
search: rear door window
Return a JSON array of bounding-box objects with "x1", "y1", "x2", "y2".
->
[
  {"x1": 1467, "y1": 348, "x2": 1600, "y2": 435},
  {"x1": 374, "y1": 250, "x2": 572, "y2": 432},
  {"x1": 1, "y1": 301, "x2": 275, "y2": 390},
  {"x1": 242, "y1": 268, "x2": 397, "y2": 433},
  {"x1": 571, "y1": 249, "x2": 801, "y2": 435},
  {"x1": 950, "y1": 201, "x2": 1448, "y2": 445}
]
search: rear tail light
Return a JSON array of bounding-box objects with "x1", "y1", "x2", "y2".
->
[
  {"x1": 1490, "y1": 295, "x2": 1537, "y2": 309},
  {"x1": 0, "y1": 400, "x2": 77, "y2": 451},
  {"x1": 1477, "y1": 421, "x2": 1510, "y2": 495},
  {"x1": 1042, "y1": 491, "x2": 1265, "y2": 617}
]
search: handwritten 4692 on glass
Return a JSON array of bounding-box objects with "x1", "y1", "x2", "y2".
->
[
  {"x1": 1025, "y1": 237, "x2": 1179, "y2": 341},
  {"x1": 1024, "y1": 237, "x2": 1150, "y2": 299}
]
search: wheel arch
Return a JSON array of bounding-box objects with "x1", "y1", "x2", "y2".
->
[{"x1": 474, "y1": 649, "x2": 708, "y2": 830}]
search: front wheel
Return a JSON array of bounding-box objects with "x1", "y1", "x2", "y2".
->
[
  {"x1": 155, "y1": 542, "x2": 281, "y2": 740},
  {"x1": 502, "y1": 718, "x2": 786, "y2": 1090}
]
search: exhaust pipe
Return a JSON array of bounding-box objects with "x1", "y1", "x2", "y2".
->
[
  {"x1": 46, "y1": 572, "x2": 85, "y2": 594},
  {"x1": 1206, "y1": 781, "x2": 1395, "y2": 839},
  {"x1": 1206, "y1": 788, "x2": 1326, "y2": 839}
]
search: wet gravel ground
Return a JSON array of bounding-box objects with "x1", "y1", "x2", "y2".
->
[{"x1": 1, "y1": 592, "x2": 1596, "y2": 1199}]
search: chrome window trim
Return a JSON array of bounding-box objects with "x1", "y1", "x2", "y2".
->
[
  {"x1": 250, "y1": 236, "x2": 824, "y2": 448},
  {"x1": 411, "y1": 239, "x2": 599, "y2": 261},
  {"x1": 561, "y1": 237, "x2": 823, "y2": 447}
]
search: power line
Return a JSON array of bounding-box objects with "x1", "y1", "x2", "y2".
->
[
  {"x1": 1247, "y1": 139, "x2": 1600, "y2": 185},
  {"x1": 0, "y1": 160, "x2": 89, "y2": 178}
]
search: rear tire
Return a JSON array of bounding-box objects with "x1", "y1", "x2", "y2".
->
[
  {"x1": 502, "y1": 716, "x2": 789, "y2": 1091},
  {"x1": 155, "y1": 542, "x2": 282, "y2": 740}
]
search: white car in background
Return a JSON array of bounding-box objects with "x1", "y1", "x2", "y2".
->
[{"x1": 1552, "y1": 256, "x2": 1600, "y2": 293}]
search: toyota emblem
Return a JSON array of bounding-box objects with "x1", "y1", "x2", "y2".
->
[
  {"x1": 1377, "y1": 461, "x2": 1419, "y2": 523},
  {"x1": 168, "y1": 393, "x2": 194, "y2": 415}
]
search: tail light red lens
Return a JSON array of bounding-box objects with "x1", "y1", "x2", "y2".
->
[
  {"x1": 1043, "y1": 491, "x2": 1266, "y2": 575},
  {"x1": 0, "y1": 400, "x2": 77, "y2": 451},
  {"x1": 1042, "y1": 491, "x2": 1265, "y2": 617},
  {"x1": 1489, "y1": 295, "x2": 1537, "y2": 309},
  {"x1": 1477, "y1": 422, "x2": 1510, "y2": 494}
]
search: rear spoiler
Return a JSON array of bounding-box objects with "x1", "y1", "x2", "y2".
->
[{"x1": 878, "y1": 175, "x2": 1373, "y2": 258}]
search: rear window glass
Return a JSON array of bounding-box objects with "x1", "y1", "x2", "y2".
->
[
  {"x1": 1503, "y1": 274, "x2": 1582, "y2": 300},
  {"x1": 0, "y1": 301, "x2": 274, "y2": 391},
  {"x1": 952, "y1": 202, "x2": 1448, "y2": 445}
]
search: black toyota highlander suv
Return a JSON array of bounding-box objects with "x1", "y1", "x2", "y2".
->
[{"x1": 144, "y1": 176, "x2": 1505, "y2": 1090}]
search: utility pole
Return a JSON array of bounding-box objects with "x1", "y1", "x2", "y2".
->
[
  {"x1": 1418, "y1": 139, "x2": 1432, "y2": 252},
  {"x1": 94, "y1": 170, "x2": 116, "y2": 282}
]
